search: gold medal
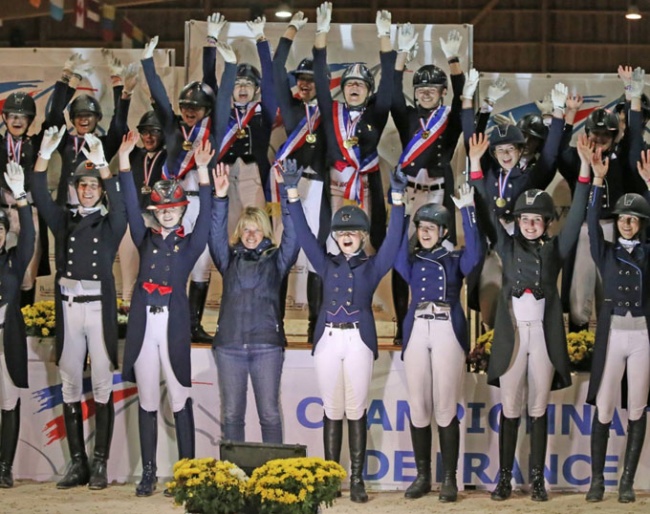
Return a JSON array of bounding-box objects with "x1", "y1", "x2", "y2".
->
[
  {"x1": 496, "y1": 197, "x2": 507, "y2": 208},
  {"x1": 236, "y1": 128, "x2": 247, "y2": 139},
  {"x1": 306, "y1": 133, "x2": 317, "y2": 144},
  {"x1": 141, "y1": 185, "x2": 152, "y2": 194},
  {"x1": 344, "y1": 137, "x2": 358, "y2": 149},
  {"x1": 182, "y1": 140, "x2": 193, "y2": 151},
  {"x1": 421, "y1": 130, "x2": 430, "y2": 140}
]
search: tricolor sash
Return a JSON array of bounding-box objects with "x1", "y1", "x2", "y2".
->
[
  {"x1": 332, "y1": 102, "x2": 378, "y2": 206},
  {"x1": 218, "y1": 102, "x2": 261, "y2": 161},
  {"x1": 398, "y1": 105, "x2": 451, "y2": 168},
  {"x1": 163, "y1": 118, "x2": 211, "y2": 179},
  {"x1": 275, "y1": 104, "x2": 321, "y2": 164}
]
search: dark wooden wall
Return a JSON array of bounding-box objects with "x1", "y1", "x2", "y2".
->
[{"x1": 0, "y1": 0, "x2": 647, "y2": 72}]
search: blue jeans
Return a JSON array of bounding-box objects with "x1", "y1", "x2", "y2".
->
[{"x1": 214, "y1": 344, "x2": 285, "y2": 443}]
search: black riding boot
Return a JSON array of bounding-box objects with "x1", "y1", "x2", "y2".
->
[
  {"x1": 56, "y1": 402, "x2": 90, "y2": 489},
  {"x1": 323, "y1": 415, "x2": 343, "y2": 497},
  {"x1": 391, "y1": 272, "x2": 409, "y2": 346},
  {"x1": 618, "y1": 413, "x2": 646, "y2": 503},
  {"x1": 491, "y1": 414, "x2": 519, "y2": 501},
  {"x1": 438, "y1": 417, "x2": 460, "y2": 502},
  {"x1": 88, "y1": 394, "x2": 114, "y2": 490},
  {"x1": 404, "y1": 423, "x2": 431, "y2": 499},
  {"x1": 586, "y1": 411, "x2": 610, "y2": 502},
  {"x1": 136, "y1": 407, "x2": 158, "y2": 497},
  {"x1": 529, "y1": 413, "x2": 548, "y2": 501},
  {"x1": 189, "y1": 281, "x2": 212, "y2": 343},
  {"x1": 20, "y1": 287, "x2": 35, "y2": 309},
  {"x1": 174, "y1": 398, "x2": 196, "y2": 459},
  {"x1": 348, "y1": 414, "x2": 368, "y2": 503},
  {"x1": 0, "y1": 400, "x2": 21, "y2": 488},
  {"x1": 307, "y1": 272, "x2": 323, "y2": 344}
]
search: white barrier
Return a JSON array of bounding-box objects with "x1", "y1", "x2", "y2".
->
[{"x1": 16, "y1": 339, "x2": 650, "y2": 492}]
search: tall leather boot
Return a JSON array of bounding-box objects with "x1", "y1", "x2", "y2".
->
[
  {"x1": 0, "y1": 400, "x2": 21, "y2": 488},
  {"x1": 438, "y1": 417, "x2": 460, "y2": 502},
  {"x1": 20, "y1": 287, "x2": 35, "y2": 309},
  {"x1": 491, "y1": 413, "x2": 519, "y2": 501},
  {"x1": 586, "y1": 410, "x2": 610, "y2": 502},
  {"x1": 348, "y1": 413, "x2": 369, "y2": 503},
  {"x1": 174, "y1": 398, "x2": 196, "y2": 459},
  {"x1": 618, "y1": 412, "x2": 646, "y2": 503},
  {"x1": 529, "y1": 413, "x2": 548, "y2": 501},
  {"x1": 404, "y1": 423, "x2": 432, "y2": 499},
  {"x1": 307, "y1": 272, "x2": 323, "y2": 344},
  {"x1": 56, "y1": 402, "x2": 90, "y2": 489},
  {"x1": 136, "y1": 407, "x2": 158, "y2": 497},
  {"x1": 323, "y1": 415, "x2": 343, "y2": 497},
  {"x1": 88, "y1": 394, "x2": 115, "y2": 490},
  {"x1": 391, "y1": 272, "x2": 409, "y2": 346},
  {"x1": 189, "y1": 281, "x2": 212, "y2": 344}
]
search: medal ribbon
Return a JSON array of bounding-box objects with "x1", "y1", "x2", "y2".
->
[
  {"x1": 218, "y1": 102, "x2": 260, "y2": 160},
  {"x1": 398, "y1": 105, "x2": 450, "y2": 168},
  {"x1": 274, "y1": 105, "x2": 321, "y2": 166},
  {"x1": 6, "y1": 137, "x2": 22, "y2": 166},
  {"x1": 498, "y1": 168, "x2": 513, "y2": 201},
  {"x1": 143, "y1": 151, "x2": 162, "y2": 189},
  {"x1": 162, "y1": 118, "x2": 211, "y2": 179}
]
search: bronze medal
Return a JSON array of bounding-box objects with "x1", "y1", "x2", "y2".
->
[
  {"x1": 421, "y1": 130, "x2": 430, "y2": 140},
  {"x1": 496, "y1": 197, "x2": 507, "y2": 208},
  {"x1": 236, "y1": 128, "x2": 247, "y2": 139},
  {"x1": 182, "y1": 140, "x2": 193, "y2": 151},
  {"x1": 141, "y1": 185, "x2": 152, "y2": 194},
  {"x1": 306, "y1": 133, "x2": 317, "y2": 144}
]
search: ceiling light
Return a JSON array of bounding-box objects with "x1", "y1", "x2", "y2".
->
[
  {"x1": 276, "y1": 3, "x2": 292, "y2": 19},
  {"x1": 626, "y1": 4, "x2": 642, "y2": 20}
]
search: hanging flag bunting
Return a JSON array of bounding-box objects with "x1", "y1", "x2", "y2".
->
[
  {"x1": 49, "y1": 0, "x2": 64, "y2": 21},
  {"x1": 101, "y1": 4, "x2": 116, "y2": 42}
]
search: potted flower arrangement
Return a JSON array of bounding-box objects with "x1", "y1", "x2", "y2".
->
[
  {"x1": 20, "y1": 299, "x2": 130, "y2": 338},
  {"x1": 467, "y1": 329, "x2": 493, "y2": 373},
  {"x1": 467, "y1": 328, "x2": 596, "y2": 373},
  {"x1": 567, "y1": 329, "x2": 595, "y2": 372},
  {"x1": 247, "y1": 457, "x2": 346, "y2": 514},
  {"x1": 21, "y1": 300, "x2": 56, "y2": 337},
  {"x1": 166, "y1": 458, "x2": 248, "y2": 514}
]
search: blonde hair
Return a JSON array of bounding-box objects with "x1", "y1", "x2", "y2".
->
[{"x1": 230, "y1": 206, "x2": 275, "y2": 246}]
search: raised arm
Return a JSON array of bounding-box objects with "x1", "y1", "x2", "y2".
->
[
  {"x1": 118, "y1": 131, "x2": 147, "y2": 246},
  {"x1": 208, "y1": 163, "x2": 232, "y2": 273}
]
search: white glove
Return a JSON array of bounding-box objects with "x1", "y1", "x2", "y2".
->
[
  {"x1": 215, "y1": 42, "x2": 237, "y2": 64},
  {"x1": 102, "y1": 49, "x2": 123, "y2": 77},
  {"x1": 630, "y1": 67, "x2": 646, "y2": 99},
  {"x1": 63, "y1": 53, "x2": 82, "y2": 76},
  {"x1": 142, "y1": 36, "x2": 159, "y2": 60},
  {"x1": 207, "y1": 12, "x2": 226, "y2": 41},
  {"x1": 71, "y1": 55, "x2": 93, "y2": 79},
  {"x1": 397, "y1": 23, "x2": 418, "y2": 54},
  {"x1": 551, "y1": 82, "x2": 568, "y2": 111},
  {"x1": 376, "y1": 10, "x2": 392, "y2": 38},
  {"x1": 535, "y1": 94, "x2": 553, "y2": 116},
  {"x1": 123, "y1": 63, "x2": 140, "y2": 94},
  {"x1": 246, "y1": 16, "x2": 266, "y2": 40},
  {"x1": 82, "y1": 133, "x2": 108, "y2": 167},
  {"x1": 316, "y1": 2, "x2": 332, "y2": 34},
  {"x1": 462, "y1": 69, "x2": 480, "y2": 100},
  {"x1": 289, "y1": 11, "x2": 308, "y2": 31},
  {"x1": 492, "y1": 112, "x2": 517, "y2": 126},
  {"x1": 4, "y1": 161, "x2": 26, "y2": 198},
  {"x1": 452, "y1": 182, "x2": 474, "y2": 209},
  {"x1": 39, "y1": 126, "x2": 66, "y2": 160},
  {"x1": 406, "y1": 42, "x2": 419, "y2": 64},
  {"x1": 485, "y1": 77, "x2": 509, "y2": 105},
  {"x1": 440, "y1": 30, "x2": 462, "y2": 61}
]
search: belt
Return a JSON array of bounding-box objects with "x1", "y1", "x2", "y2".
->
[
  {"x1": 416, "y1": 313, "x2": 450, "y2": 321},
  {"x1": 185, "y1": 191, "x2": 199, "y2": 197},
  {"x1": 61, "y1": 294, "x2": 102, "y2": 303},
  {"x1": 325, "y1": 321, "x2": 360, "y2": 330},
  {"x1": 408, "y1": 181, "x2": 443, "y2": 192}
]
